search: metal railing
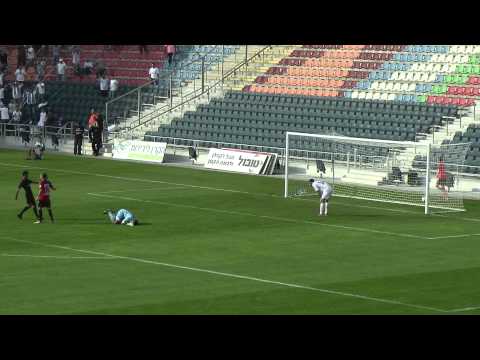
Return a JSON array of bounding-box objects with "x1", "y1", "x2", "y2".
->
[
  {"x1": 105, "y1": 45, "x2": 242, "y2": 133},
  {"x1": 0, "y1": 122, "x2": 78, "y2": 144},
  {"x1": 114, "y1": 45, "x2": 278, "y2": 139}
]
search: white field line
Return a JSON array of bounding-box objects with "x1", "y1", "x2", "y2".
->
[
  {"x1": 0, "y1": 253, "x2": 115, "y2": 260},
  {"x1": 426, "y1": 233, "x2": 480, "y2": 240},
  {"x1": 86, "y1": 192, "x2": 428, "y2": 240},
  {"x1": 0, "y1": 236, "x2": 447, "y2": 313},
  {"x1": 448, "y1": 306, "x2": 480, "y2": 312},
  {"x1": 1, "y1": 160, "x2": 478, "y2": 239}
]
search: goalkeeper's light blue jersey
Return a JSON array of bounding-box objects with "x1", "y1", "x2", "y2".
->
[{"x1": 115, "y1": 209, "x2": 135, "y2": 223}]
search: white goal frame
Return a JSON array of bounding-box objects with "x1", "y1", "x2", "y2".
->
[{"x1": 284, "y1": 132, "x2": 432, "y2": 215}]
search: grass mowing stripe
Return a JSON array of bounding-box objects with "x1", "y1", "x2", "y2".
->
[
  {"x1": 1, "y1": 236, "x2": 447, "y2": 313},
  {"x1": 1, "y1": 160, "x2": 477, "y2": 239},
  {"x1": 1, "y1": 160, "x2": 473, "y2": 221},
  {"x1": 86, "y1": 192, "x2": 429, "y2": 240},
  {"x1": 93, "y1": 187, "x2": 189, "y2": 194}
]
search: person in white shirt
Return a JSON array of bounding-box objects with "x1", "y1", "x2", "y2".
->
[
  {"x1": 309, "y1": 178, "x2": 333, "y2": 216},
  {"x1": 35, "y1": 81, "x2": 46, "y2": 103},
  {"x1": 38, "y1": 109, "x2": 47, "y2": 128},
  {"x1": 148, "y1": 63, "x2": 159, "y2": 85},
  {"x1": 99, "y1": 76, "x2": 109, "y2": 97},
  {"x1": 12, "y1": 82, "x2": 22, "y2": 107},
  {"x1": 0, "y1": 103, "x2": 10, "y2": 122},
  {"x1": 109, "y1": 78, "x2": 119, "y2": 99},
  {"x1": 8, "y1": 100, "x2": 16, "y2": 114},
  {"x1": 71, "y1": 46, "x2": 81, "y2": 69},
  {"x1": 12, "y1": 109, "x2": 22, "y2": 123},
  {"x1": 15, "y1": 66, "x2": 26, "y2": 84},
  {"x1": 57, "y1": 59, "x2": 67, "y2": 81}
]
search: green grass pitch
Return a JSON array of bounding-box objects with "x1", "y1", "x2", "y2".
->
[{"x1": 1, "y1": 148, "x2": 480, "y2": 314}]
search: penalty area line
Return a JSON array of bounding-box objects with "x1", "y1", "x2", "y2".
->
[{"x1": 0, "y1": 236, "x2": 447, "y2": 313}]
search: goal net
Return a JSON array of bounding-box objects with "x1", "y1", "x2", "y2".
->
[{"x1": 284, "y1": 132, "x2": 470, "y2": 214}]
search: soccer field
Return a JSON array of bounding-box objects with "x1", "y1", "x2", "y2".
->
[{"x1": 1, "y1": 148, "x2": 480, "y2": 315}]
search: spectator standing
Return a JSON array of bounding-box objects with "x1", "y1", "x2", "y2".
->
[
  {"x1": 23, "y1": 86, "x2": 38, "y2": 124},
  {"x1": 96, "y1": 111, "x2": 104, "y2": 135},
  {"x1": 12, "y1": 108, "x2": 22, "y2": 124},
  {"x1": 148, "y1": 63, "x2": 159, "y2": 85},
  {"x1": 0, "y1": 70, "x2": 4, "y2": 87},
  {"x1": 109, "y1": 77, "x2": 119, "y2": 99},
  {"x1": 36, "y1": 59, "x2": 46, "y2": 81},
  {"x1": 83, "y1": 59, "x2": 94, "y2": 75},
  {"x1": 35, "y1": 81, "x2": 46, "y2": 103},
  {"x1": 0, "y1": 86, "x2": 4, "y2": 105},
  {"x1": 87, "y1": 109, "x2": 97, "y2": 128},
  {"x1": 0, "y1": 49, "x2": 7, "y2": 72},
  {"x1": 56, "y1": 58, "x2": 66, "y2": 81},
  {"x1": 99, "y1": 76, "x2": 109, "y2": 97},
  {"x1": 15, "y1": 66, "x2": 26, "y2": 86},
  {"x1": 73, "y1": 122, "x2": 85, "y2": 155},
  {"x1": 96, "y1": 61, "x2": 106, "y2": 79},
  {"x1": 72, "y1": 46, "x2": 81, "y2": 71},
  {"x1": 12, "y1": 82, "x2": 22, "y2": 108},
  {"x1": 0, "y1": 102, "x2": 9, "y2": 123},
  {"x1": 165, "y1": 45, "x2": 176, "y2": 66},
  {"x1": 52, "y1": 45, "x2": 60, "y2": 65},
  {"x1": 88, "y1": 121, "x2": 102, "y2": 156},
  {"x1": 17, "y1": 45, "x2": 26, "y2": 67},
  {"x1": 38, "y1": 109, "x2": 47, "y2": 128},
  {"x1": 8, "y1": 100, "x2": 17, "y2": 115},
  {"x1": 26, "y1": 46, "x2": 35, "y2": 70}
]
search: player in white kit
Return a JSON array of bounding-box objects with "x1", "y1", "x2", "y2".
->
[{"x1": 309, "y1": 179, "x2": 333, "y2": 216}]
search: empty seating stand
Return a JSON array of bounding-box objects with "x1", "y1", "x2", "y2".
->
[{"x1": 146, "y1": 90, "x2": 455, "y2": 153}]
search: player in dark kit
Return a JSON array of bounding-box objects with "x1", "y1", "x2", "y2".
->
[
  {"x1": 34, "y1": 173, "x2": 56, "y2": 224},
  {"x1": 15, "y1": 170, "x2": 40, "y2": 220}
]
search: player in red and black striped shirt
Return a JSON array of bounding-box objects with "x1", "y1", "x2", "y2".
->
[
  {"x1": 436, "y1": 158, "x2": 448, "y2": 200},
  {"x1": 34, "y1": 173, "x2": 56, "y2": 224}
]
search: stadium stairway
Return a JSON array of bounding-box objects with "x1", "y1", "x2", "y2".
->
[
  {"x1": 119, "y1": 45, "x2": 297, "y2": 139},
  {"x1": 395, "y1": 105, "x2": 479, "y2": 169}
]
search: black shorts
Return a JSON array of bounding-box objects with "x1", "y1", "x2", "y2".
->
[
  {"x1": 26, "y1": 196, "x2": 36, "y2": 207},
  {"x1": 38, "y1": 198, "x2": 51, "y2": 208}
]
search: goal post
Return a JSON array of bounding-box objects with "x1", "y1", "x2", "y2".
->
[{"x1": 284, "y1": 132, "x2": 470, "y2": 215}]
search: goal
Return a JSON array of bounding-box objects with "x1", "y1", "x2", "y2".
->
[{"x1": 284, "y1": 132, "x2": 470, "y2": 214}]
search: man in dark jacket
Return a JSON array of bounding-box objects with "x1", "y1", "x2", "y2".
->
[
  {"x1": 74, "y1": 122, "x2": 85, "y2": 155},
  {"x1": 88, "y1": 122, "x2": 102, "y2": 156}
]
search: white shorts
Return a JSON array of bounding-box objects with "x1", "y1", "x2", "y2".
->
[{"x1": 321, "y1": 190, "x2": 332, "y2": 201}]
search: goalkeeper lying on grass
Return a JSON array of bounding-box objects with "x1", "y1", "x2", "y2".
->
[{"x1": 104, "y1": 209, "x2": 139, "y2": 226}]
